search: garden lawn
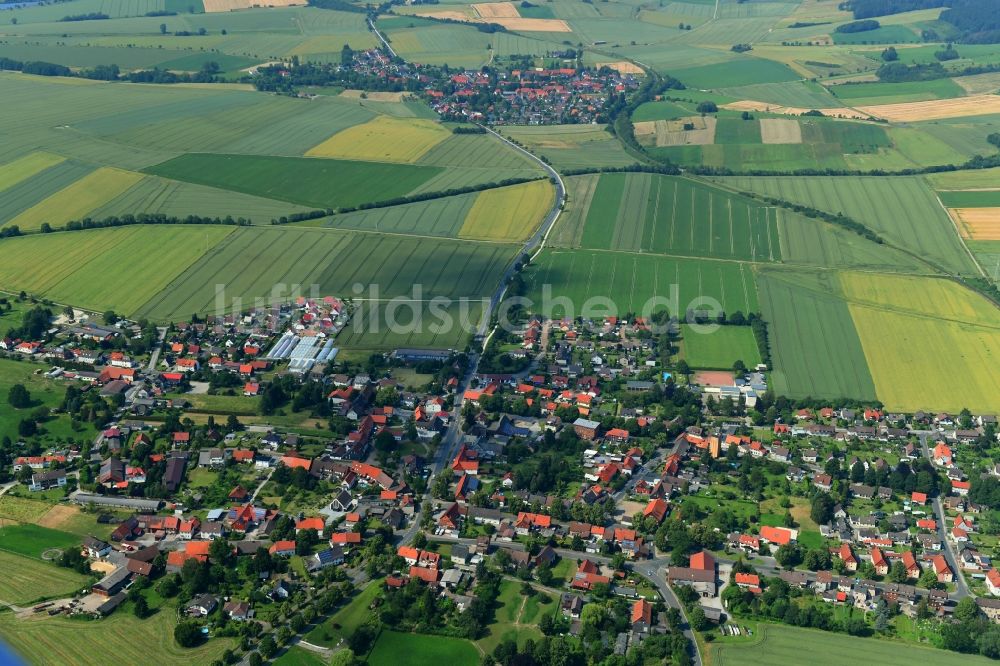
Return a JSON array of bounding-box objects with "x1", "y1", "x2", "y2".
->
[{"x1": 274, "y1": 645, "x2": 327, "y2": 666}]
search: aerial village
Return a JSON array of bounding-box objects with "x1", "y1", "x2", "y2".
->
[{"x1": 4, "y1": 296, "x2": 1000, "y2": 663}]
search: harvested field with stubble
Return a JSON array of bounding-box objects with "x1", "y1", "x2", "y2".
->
[
  {"x1": 203, "y1": 0, "x2": 303, "y2": 11},
  {"x1": 489, "y1": 17, "x2": 571, "y2": 30},
  {"x1": 723, "y1": 100, "x2": 871, "y2": 119},
  {"x1": 305, "y1": 116, "x2": 451, "y2": 164},
  {"x1": 858, "y1": 94, "x2": 1000, "y2": 122},
  {"x1": 0, "y1": 551, "x2": 88, "y2": 605},
  {"x1": 759, "y1": 118, "x2": 802, "y2": 144},
  {"x1": 7, "y1": 167, "x2": 143, "y2": 231},
  {"x1": 472, "y1": 2, "x2": 519, "y2": 18},
  {"x1": 949, "y1": 208, "x2": 1000, "y2": 240},
  {"x1": 637, "y1": 117, "x2": 717, "y2": 146}
]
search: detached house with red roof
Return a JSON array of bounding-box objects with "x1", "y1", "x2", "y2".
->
[{"x1": 839, "y1": 544, "x2": 858, "y2": 572}]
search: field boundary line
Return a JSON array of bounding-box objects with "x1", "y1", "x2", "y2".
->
[{"x1": 932, "y1": 190, "x2": 986, "y2": 278}]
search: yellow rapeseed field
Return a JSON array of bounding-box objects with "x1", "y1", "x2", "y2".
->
[
  {"x1": 841, "y1": 272, "x2": 1000, "y2": 413},
  {"x1": 305, "y1": 116, "x2": 451, "y2": 163},
  {"x1": 458, "y1": 179, "x2": 554, "y2": 241}
]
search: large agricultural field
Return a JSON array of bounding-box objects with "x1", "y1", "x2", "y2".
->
[
  {"x1": 840, "y1": 272, "x2": 1000, "y2": 413},
  {"x1": 717, "y1": 175, "x2": 980, "y2": 275},
  {"x1": 568, "y1": 173, "x2": 781, "y2": 262},
  {"x1": 524, "y1": 249, "x2": 759, "y2": 317},
  {"x1": 756, "y1": 268, "x2": 877, "y2": 401},
  {"x1": 712, "y1": 623, "x2": 993, "y2": 666}
]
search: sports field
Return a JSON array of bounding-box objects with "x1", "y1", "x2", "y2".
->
[
  {"x1": 458, "y1": 179, "x2": 554, "y2": 241},
  {"x1": 7, "y1": 167, "x2": 143, "y2": 231},
  {"x1": 576, "y1": 174, "x2": 780, "y2": 262},
  {"x1": 681, "y1": 325, "x2": 761, "y2": 369},
  {"x1": 305, "y1": 116, "x2": 451, "y2": 163},
  {"x1": 0, "y1": 226, "x2": 234, "y2": 315},
  {"x1": 145, "y1": 154, "x2": 443, "y2": 210},
  {"x1": 841, "y1": 272, "x2": 1000, "y2": 413},
  {"x1": 525, "y1": 249, "x2": 758, "y2": 317},
  {"x1": 713, "y1": 623, "x2": 991, "y2": 666},
  {"x1": 0, "y1": 551, "x2": 88, "y2": 605},
  {"x1": 719, "y1": 176, "x2": 978, "y2": 275},
  {"x1": 756, "y1": 268, "x2": 876, "y2": 401},
  {"x1": 0, "y1": 602, "x2": 235, "y2": 666}
]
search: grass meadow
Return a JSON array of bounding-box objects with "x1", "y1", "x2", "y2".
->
[
  {"x1": 712, "y1": 622, "x2": 991, "y2": 666},
  {"x1": 0, "y1": 357, "x2": 98, "y2": 444},
  {"x1": 0, "y1": 523, "x2": 81, "y2": 560},
  {"x1": 367, "y1": 630, "x2": 480, "y2": 665},
  {"x1": 0, "y1": 601, "x2": 235, "y2": 666},
  {"x1": 0, "y1": 551, "x2": 89, "y2": 605}
]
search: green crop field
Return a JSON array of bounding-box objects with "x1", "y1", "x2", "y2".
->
[
  {"x1": 827, "y1": 78, "x2": 966, "y2": 105},
  {"x1": 841, "y1": 272, "x2": 1000, "y2": 413},
  {"x1": 7, "y1": 167, "x2": 143, "y2": 231},
  {"x1": 0, "y1": 601, "x2": 235, "y2": 666},
  {"x1": 367, "y1": 630, "x2": 479, "y2": 666},
  {"x1": 144, "y1": 154, "x2": 443, "y2": 210},
  {"x1": 335, "y1": 300, "x2": 484, "y2": 352},
  {"x1": 670, "y1": 58, "x2": 800, "y2": 90},
  {"x1": 756, "y1": 268, "x2": 876, "y2": 401},
  {"x1": 525, "y1": 249, "x2": 759, "y2": 317},
  {"x1": 718, "y1": 175, "x2": 978, "y2": 275},
  {"x1": 927, "y1": 167, "x2": 1000, "y2": 190},
  {"x1": 576, "y1": 174, "x2": 781, "y2": 262},
  {"x1": 459, "y1": 179, "x2": 554, "y2": 241},
  {"x1": 0, "y1": 551, "x2": 89, "y2": 605},
  {"x1": 713, "y1": 623, "x2": 992, "y2": 666},
  {"x1": 681, "y1": 324, "x2": 761, "y2": 369},
  {"x1": 776, "y1": 209, "x2": 923, "y2": 272},
  {"x1": 313, "y1": 192, "x2": 476, "y2": 237},
  {"x1": 0, "y1": 152, "x2": 65, "y2": 192},
  {"x1": 938, "y1": 190, "x2": 1000, "y2": 207},
  {"x1": 0, "y1": 226, "x2": 234, "y2": 315},
  {"x1": 133, "y1": 226, "x2": 515, "y2": 321}
]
